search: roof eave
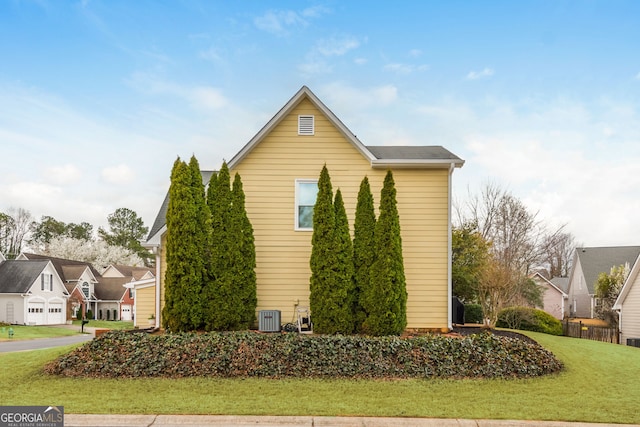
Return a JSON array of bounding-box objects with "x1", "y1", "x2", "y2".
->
[{"x1": 370, "y1": 159, "x2": 465, "y2": 169}]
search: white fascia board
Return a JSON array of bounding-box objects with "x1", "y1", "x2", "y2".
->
[
  {"x1": 144, "y1": 225, "x2": 166, "y2": 248},
  {"x1": 614, "y1": 253, "x2": 640, "y2": 310}
]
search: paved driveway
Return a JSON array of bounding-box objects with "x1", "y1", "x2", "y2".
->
[{"x1": 0, "y1": 333, "x2": 93, "y2": 353}]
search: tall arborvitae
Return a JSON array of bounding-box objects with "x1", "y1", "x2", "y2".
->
[
  {"x1": 309, "y1": 165, "x2": 336, "y2": 334},
  {"x1": 230, "y1": 172, "x2": 257, "y2": 328},
  {"x1": 332, "y1": 188, "x2": 356, "y2": 333},
  {"x1": 203, "y1": 161, "x2": 233, "y2": 331},
  {"x1": 353, "y1": 176, "x2": 376, "y2": 332},
  {"x1": 363, "y1": 170, "x2": 407, "y2": 336},
  {"x1": 163, "y1": 156, "x2": 208, "y2": 332}
]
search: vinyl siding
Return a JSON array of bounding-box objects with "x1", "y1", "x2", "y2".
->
[
  {"x1": 230, "y1": 98, "x2": 450, "y2": 329},
  {"x1": 620, "y1": 273, "x2": 640, "y2": 344},
  {"x1": 154, "y1": 97, "x2": 452, "y2": 330},
  {"x1": 134, "y1": 285, "x2": 156, "y2": 329}
]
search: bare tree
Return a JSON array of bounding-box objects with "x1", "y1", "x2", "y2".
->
[
  {"x1": 540, "y1": 230, "x2": 576, "y2": 278},
  {"x1": 0, "y1": 208, "x2": 33, "y2": 258}
]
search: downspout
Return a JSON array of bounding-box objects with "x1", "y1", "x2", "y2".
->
[{"x1": 447, "y1": 162, "x2": 454, "y2": 331}]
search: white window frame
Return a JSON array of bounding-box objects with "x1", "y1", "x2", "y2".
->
[
  {"x1": 295, "y1": 179, "x2": 318, "y2": 231},
  {"x1": 41, "y1": 273, "x2": 53, "y2": 291}
]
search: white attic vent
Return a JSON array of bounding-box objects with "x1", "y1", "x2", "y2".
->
[{"x1": 298, "y1": 115, "x2": 314, "y2": 135}]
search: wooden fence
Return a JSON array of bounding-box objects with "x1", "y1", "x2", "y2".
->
[{"x1": 563, "y1": 320, "x2": 619, "y2": 344}]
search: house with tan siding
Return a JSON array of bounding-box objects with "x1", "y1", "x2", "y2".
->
[
  {"x1": 145, "y1": 86, "x2": 464, "y2": 331},
  {"x1": 531, "y1": 272, "x2": 567, "y2": 320},
  {"x1": 614, "y1": 253, "x2": 640, "y2": 346}
]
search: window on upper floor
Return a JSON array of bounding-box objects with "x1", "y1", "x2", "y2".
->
[
  {"x1": 295, "y1": 180, "x2": 318, "y2": 230},
  {"x1": 82, "y1": 281, "x2": 90, "y2": 298},
  {"x1": 41, "y1": 273, "x2": 53, "y2": 291}
]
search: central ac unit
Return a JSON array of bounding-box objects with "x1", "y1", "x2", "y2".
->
[
  {"x1": 259, "y1": 310, "x2": 281, "y2": 332},
  {"x1": 627, "y1": 338, "x2": 640, "y2": 348}
]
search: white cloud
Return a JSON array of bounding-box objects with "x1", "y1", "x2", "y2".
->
[
  {"x1": 384, "y1": 63, "x2": 429, "y2": 75},
  {"x1": 102, "y1": 164, "x2": 135, "y2": 184},
  {"x1": 316, "y1": 36, "x2": 360, "y2": 56},
  {"x1": 46, "y1": 164, "x2": 82, "y2": 185},
  {"x1": 408, "y1": 49, "x2": 422, "y2": 58},
  {"x1": 466, "y1": 67, "x2": 494, "y2": 80},
  {"x1": 254, "y1": 9, "x2": 313, "y2": 36}
]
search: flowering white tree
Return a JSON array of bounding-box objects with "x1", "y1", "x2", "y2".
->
[{"x1": 38, "y1": 236, "x2": 144, "y2": 273}]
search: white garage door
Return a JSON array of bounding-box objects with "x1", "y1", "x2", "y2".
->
[
  {"x1": 48, "y1": 302, "x2": 65, "y2": 324},
  {"x1": 121, "y1": 305, "x2": 132, "y2": 321},
  {"x1": 27, "y1": 302, "x2": 45, "y2": 325}
]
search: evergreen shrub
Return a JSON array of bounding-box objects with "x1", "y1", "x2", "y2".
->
[
  {"x1": 496, "y1": 307, "x2": 563, "y2": 335},
  {"x1": 464, "y1": 304, "x2": 483, "y2": 324}
]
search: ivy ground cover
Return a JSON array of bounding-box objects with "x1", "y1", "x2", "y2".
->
[{"x1": 45, "y1": 330, "x2": 562, "y2": 379}]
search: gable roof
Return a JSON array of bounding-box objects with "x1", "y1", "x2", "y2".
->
[
  {"x1": 614, "y1": 253, "x2": 640, "y2": 310},
  {"x1": 103, "y1": 264, "x2": 154, "y2": 280},
  {"x1": 550, "y1": 277, "x2": 569, "y2": 293},
  {"x1": 146, "y1": 86, "x2": 464, "y2": 243},
  {"x1": 228, "y1": 86, "x2": 464, "y2": 170},
  {"x1": 531, "y1": 272, "x2": 568, "y2": 296},
  {"x1": 0, "y1": 260, "x2": 50, "y2": 293},
  {"x1": 96, "y1": 277, "x2": 130, "y2": 301},
  {"x1": 573, "y1": 246, "x2": 640, "y2": 294},
  {"x1": 20, "y1": 253, "x2": 101, "y2": 283}
]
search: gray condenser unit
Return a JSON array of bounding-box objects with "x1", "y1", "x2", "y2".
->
[
  {"x1": 259, "y1": 310, "x2": 281, "y2": 332},
  {"x1": 627, "y1": 338, "x2": 640, "y2": 348}
]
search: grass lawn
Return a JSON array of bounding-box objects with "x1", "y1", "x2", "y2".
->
[
  {"x1": 1, "y1": 331, "x2": 639, "y2": 423},
  {"x1": 71, "y1": 320, "x2": 134, "y2": 330},
  {"x1": 0, "y1": 325, "x2": 78, "y2": 341}
]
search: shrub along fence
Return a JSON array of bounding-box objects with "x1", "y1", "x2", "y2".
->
[{"x1": 563, "y1": 320, "x2": 618, "y2": 344}]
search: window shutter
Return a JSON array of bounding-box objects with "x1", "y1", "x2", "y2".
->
[
  {"x1": 298, "y1": 115, "x2": 314, "y2": 135},
  {"x1": 41, "y1": 274, "x2": 44, "y2": 291}
]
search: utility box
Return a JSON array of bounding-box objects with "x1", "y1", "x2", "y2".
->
[
  {"x1": 627, "y1": 338, "x2": 640, "y2": 348},
  {"x1": 259, "y1": 310, "x2": 281, "y2": 332}
]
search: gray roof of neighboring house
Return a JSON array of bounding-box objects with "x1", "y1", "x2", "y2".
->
[
  {"x1": 550, "y1": 277, "x2": 569, "y2": 293},
  {"x1": 0, "y1": 260, "x2": 50, "y2": 293},
  {"x1": 21, "y1": 253, "x2": 100, "y2": 282},
  {"x1": 96, "y1": 277, "x2": 130, "y2": 301},
  {"x1": 575, "y1": 246, "x2": 640, "y2": 293}
]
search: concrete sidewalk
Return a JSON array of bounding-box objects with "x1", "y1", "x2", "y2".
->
[{"x1": 64, "y1": 415, "x2": 639, "y2": 427}]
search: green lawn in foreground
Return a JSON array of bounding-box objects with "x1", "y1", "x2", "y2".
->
[
  {"x1": 0, "y1": 325, "x2": 78, "y2": 341},
  {"x1": 71, "y1": 320, "x2": 134, "y2": 330},
  {"x1": 1, "y1": 331, "x2": 639, "y2": 423}
]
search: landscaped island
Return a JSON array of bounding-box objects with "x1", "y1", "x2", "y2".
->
[{"x1": 45, "y1": 330, "x2": 562, "y2": 379}]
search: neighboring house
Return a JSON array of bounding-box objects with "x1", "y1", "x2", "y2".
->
[
  {"x1": 125, "y1": 277, "x2": 156, "y2": 329},
  {"x1": 95, "y1": 277, "x2": 135, "y2": 321},
  {"x1": 531, "y1": 272, "x2": 568, "y2": 320},
  {"x1": 0, "y1": 259, "x2": 68, "y2": 325},
  {"x1": 102, "y1": 264, "x2": 154, "y2": 281},
  {"x1": 18, "y1": 253, "x2": 141, "y2": 322},
  {"x1": 566, "y1": 246, "x2": 640, "y2": 319},
  {"x1": 19, "y1": 253, "x2": 101, "y2": 320},
  {"x1": 613, "y1": 253, "x2": 640, "y2": 345},
  {"x1": 145, "y1": 86, "x2": 464, "y2": 331}
]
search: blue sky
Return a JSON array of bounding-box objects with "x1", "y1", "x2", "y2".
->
[{"x1": 1, "y1": 0, "x2": 639, "y2": 246}]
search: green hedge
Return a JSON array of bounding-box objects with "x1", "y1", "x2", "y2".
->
[
  {"x1": 496, "y1": 307, "x2": 563, "y2": 335},
  {"x1": 45, "y1": 330, "x2": 562, "y2": 379},
  {"x1": 464, "y1": 304, "x2": 483, "y2": 324}
]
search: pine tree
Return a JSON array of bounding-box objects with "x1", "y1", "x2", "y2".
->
[
  {"x1": 163, "y1": 156, "x2": 208, "y2": 332},
  {"x1": 353, "y1": 176, "x2": 376, "y2": 332},
  {"x1": 309, "y1": 165, "x2": 336, "y2": 334},
  {"x1": 363, "y1": 170, "x2": 407, "y2": 336},
  {"x1": 203, "y1": 162, "x2": 233, "y2": 331},
  {"x1": 231, "y1": 172, "x2": 257, "y2": 328},
  {"x1": 332, "y1": 188, "x2": 356, "y2": 333}
]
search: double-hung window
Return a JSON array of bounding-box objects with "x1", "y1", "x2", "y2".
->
[
  {"x1": 41, "y1": 273, "x2": 53, "y2": 291},
  {"x1": 295, "y1": 180, "x2": 318, "y2": 230}
]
